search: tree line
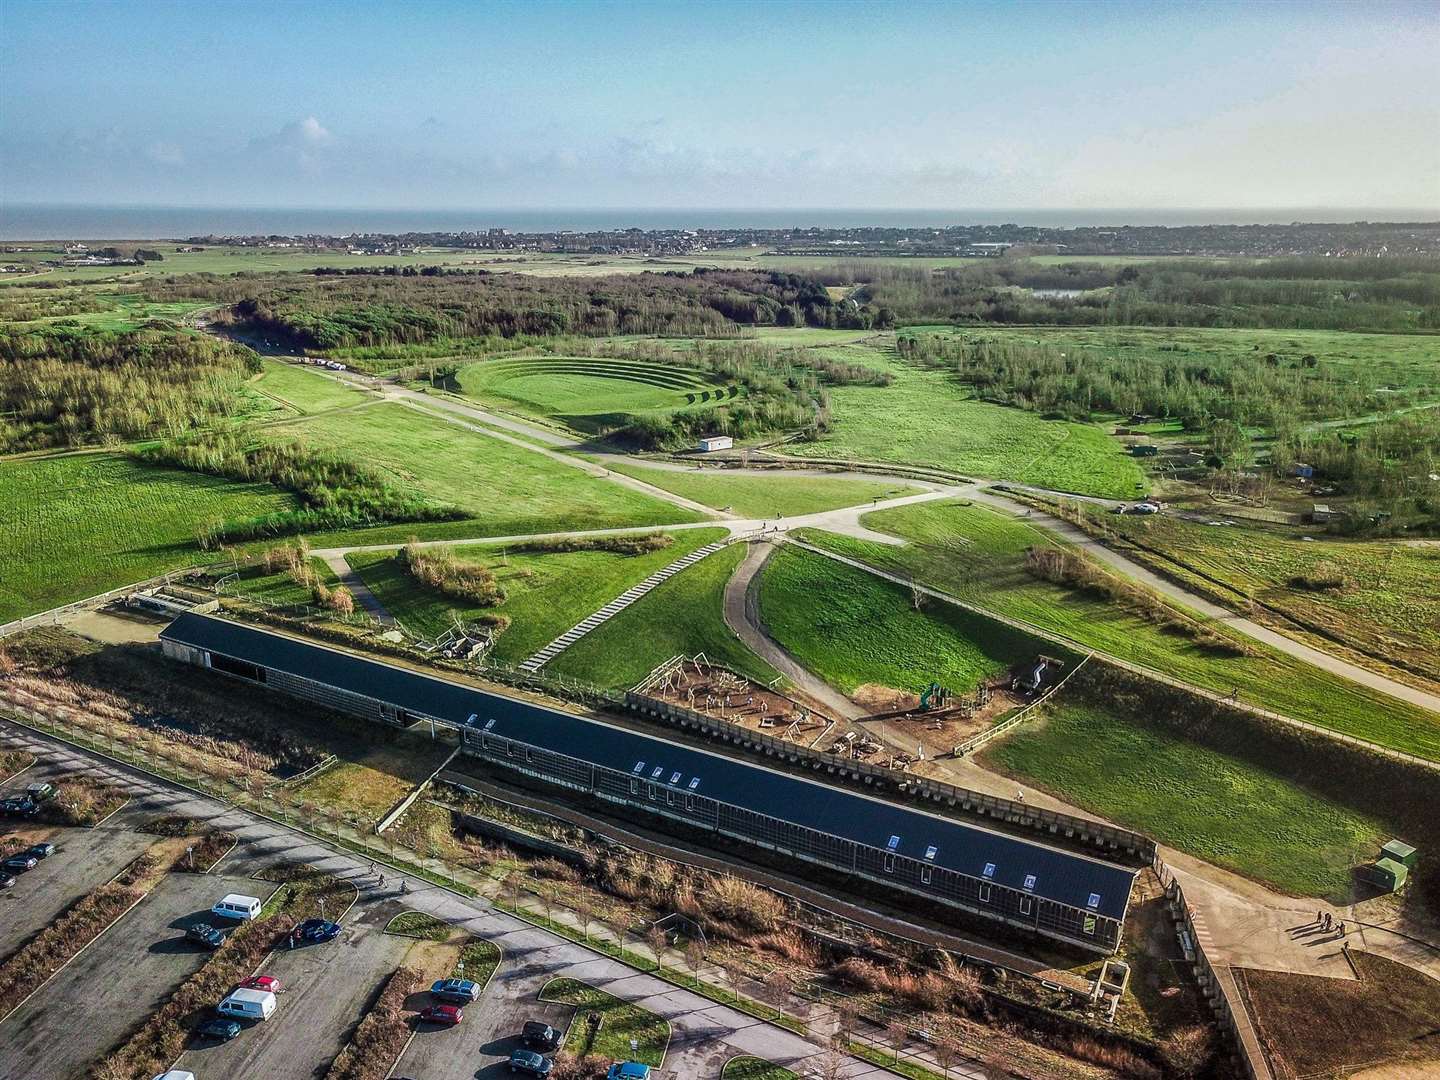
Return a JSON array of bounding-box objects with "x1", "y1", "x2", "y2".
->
[{"x1": 0, "y1": 324, "x2": 258, "y2": 453}]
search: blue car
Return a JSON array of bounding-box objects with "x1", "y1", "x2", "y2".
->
[
  {"x1": 196, "y1": 1018, "x2": 242, "y2": 1042},
  {"x1": 606, "y1": 1065, "x2": 651, "y2": 1080},
  {"x1": 430, "y1": 978, "x2": 479, "y2": 1003},
  {"x1": 509, "y1": 1049, "x2": 553, "y2": 1076},
  {"x1": 290, "y1": 917, "x2": 341, "y2": 945}
]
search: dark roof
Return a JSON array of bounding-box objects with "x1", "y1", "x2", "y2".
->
[{"x1": 162, "y1": 613, "x2": 1135, "y2": 919}]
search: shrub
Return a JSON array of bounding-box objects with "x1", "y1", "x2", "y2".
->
[{"x1": 398, "y1": 542, "x2": 505, "y2": 606}]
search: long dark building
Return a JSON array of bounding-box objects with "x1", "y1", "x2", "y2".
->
[{"x1": 160, "y1": 612, "x2": 1136, "y2": 952}]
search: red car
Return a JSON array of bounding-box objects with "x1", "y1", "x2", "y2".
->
[
  {"x1": 240, "y1": 975, "x2": 282, "y2": 993},
  {"x1": 419, "y1": 1004, "x2": 463, "y2": 1026}
]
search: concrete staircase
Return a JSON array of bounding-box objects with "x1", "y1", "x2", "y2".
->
[{"x1": 519, "y1": 540, "x2": 728, "y2": 671}]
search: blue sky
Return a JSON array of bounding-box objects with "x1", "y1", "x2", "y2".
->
[{"x1": 2, "y1": 0, "x2": 1436, "y2": 210}]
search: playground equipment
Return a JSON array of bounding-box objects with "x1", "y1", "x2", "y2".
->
[{"x1": 918, "y1": 682, "x2": 950, "y2": 711}]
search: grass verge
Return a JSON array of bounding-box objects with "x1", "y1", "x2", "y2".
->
[
  {"x1": 722, "y1": 1056, "x2": 798, "y2": 1080},
  {"x1": 384, "y1": 911, "x2": 451, "y2": 941},
  {"x1": 606, "y1": 461, "x2": 920, "y2": 518}
]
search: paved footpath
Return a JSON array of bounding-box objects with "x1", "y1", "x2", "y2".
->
[{"x1": 0, "y1": 719, "x2": 985, "y2": 1080}]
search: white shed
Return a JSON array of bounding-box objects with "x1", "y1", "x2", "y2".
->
[{"x1": 698, "y1": 435, "x2": 733, "y2": 453}]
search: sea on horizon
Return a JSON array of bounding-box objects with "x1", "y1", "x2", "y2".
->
[{"x1": 3, "y1": 202, "x2": 1436, "y2": 242}]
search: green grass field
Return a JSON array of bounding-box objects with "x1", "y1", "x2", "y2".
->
[
  {"x1": 800, "y1": 500, "x2": 1440, "y2": 760},
  {"x1": 722, "y1": 1057, "x2": 797, "y2": 1080},
  {"x1": 1094, "y1": 511, "x2": 1440, "y2": 684},
  {"x1": 454, "y1": 355, "x2": 736, "y2": 434},
  {"x1": 758, "y1": 545, "x2": 1052, "y2": 695},
  {"x1": 346, "y1": 528, "x2": 727, "y2": 661},
  {"x1": 550, "y1": 543, "x2": 777, "y2": 688},
  {"x1": 783, "y1": 342, "x2": 1147, "y2": 498},
  {"x1": 605, "y1": 461, "x2": 919, "y2": 518},
  {"x1": 251, "y1": 359, "x2": 371, "y2": 415},
  {"x1": 982, "y1": 703, "x2": 1383, "y2": 897},
  {"x1": 539, "y1": 978, "x2": 670, "y2": 1067},
  {"x1": 269, "y1": 401, "x2": 700, "y2": 546},
  {"x1": 0, "y1": 452, "x2": 296, "y2": 621}
]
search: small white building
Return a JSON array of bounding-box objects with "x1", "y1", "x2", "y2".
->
[{"x1": 697, "y1": 435, "x2": 733, "y2": 453}]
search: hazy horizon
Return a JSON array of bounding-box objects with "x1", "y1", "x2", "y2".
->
[{"x1": 3, "y1": 0, "x2": 1436, "y2": 216}]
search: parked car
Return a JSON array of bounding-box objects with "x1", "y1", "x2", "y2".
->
[
  {"x1": 290, "y1": 917, "x2": 341, "y2": 945},
  {"x1": 25, "y1": 783, "x2": 55, "y2": 802},
  {"x1": 509, "y1": 1050, "x2": 554, "y2": 1076},
  {"x1": 0, "y1": 795, "x2": 38, "y2": 818},
  {"x1": 2, "y1": 854, "x2": 38, "y2": 873},
  {"x1": 0, "y1": 872, "x2": 14, "y2": 890},
  {"x1": 240, "y1": 974, "x2": 282, "y2": 993},
  {"x1": 195, "y1": 1018, "x2": 242, "y2": 1042},
  {"x1": 211, "y1": 893, "x2": 262, "y2": 920},
  {"x1": 152, "y1": 1071, "x2": 196, "y2": 1080},
  {"x1": 522, "y1": 1020, "x2": 564, "y2": 1051},
  {"x1": 418, "y1": 1003, "x2": 463, "y2": 1026},
  {"x1": 186, "y1": 923, "x2": 225, "y2": 949},
  {"x1": 430, "y1": 977, "x2": 479, "y2": 1003},
  {"x1": 217, "y1": 987, "x2": 277, "y2": 1021},
  {"x1": 606, "y1": 1065, "x2": 652, "y2": 1080},
  {"x1": 25, "y1": 842, "x2": 56, "y2": 859}
]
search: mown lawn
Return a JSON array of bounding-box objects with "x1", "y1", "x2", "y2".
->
[
  {"x1": 539, "y1": 978, "x2": 670, "y2": 1067},
  {"x1": 607, "y1": 461, "x2": 919, "y2": 518},
  {"x1": 0, "y1": 453, "x2": 297, "y2": 622},
  {"x1": 758, "y1": 545, "x2": 1052, "y2": 695},
  {"x1": 982, "y1": 703, "x2": 1382, "y2": 898},
  {"x1": 550, "y1": 544, "x2": 778, "y2": 688},
  {"x1": 272, "y1": 401, "x2": 700, "y2": 546},
  {"x1": 800, "y1": 500, "x2": 1440, "y2": 761},
  {"x1": 784, "y1": 343, "x2": 1146, "y2": 498},
  {"x1": 722, "y1": 1057, "x2": 797, "y2": 1080},
  {"x1": 346, "y1": 527, "x2": 728, "y2": 662},
  {"x1": 252, "y1": 359, "x2": 371, "y2": 414}
]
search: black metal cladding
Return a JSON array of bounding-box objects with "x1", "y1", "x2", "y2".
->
[{"x1": 160, "y1": 613, "x2": 1133, "y2": 950}]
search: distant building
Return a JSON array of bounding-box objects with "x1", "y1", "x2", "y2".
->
[
  {"x1": 1129, "y1": 444, "x2": 1159, "y2": 457},
  {"x1": 697, "y1": 435, "x2": 733, "y2": 453},
  {"x1": 1291, "y1": 463, "x2": 1314, "y2": 479},
  {"x1": 1311, "y1": 504, "x2": 1338, "y2": 523}
]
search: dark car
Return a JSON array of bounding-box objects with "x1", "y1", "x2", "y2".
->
[
  {"x1": 0, "y1": 872, "x2": 14, "y2": 890},
  {"x1": 0, "y1": 795, "x2": 38, "y2": 818},
  {"x1": 186, "y1": 923, "x2": 225, "y2": 949},
  {"x1": 25, "y1": 842, "x2": 56, "y2": 859},
  {"x1": 430, "y1": 978, "x2": 479, "y2": 1004},
  {"x1": 2, "y1": 854, "x2": 38, "y2": 873},
  {"x1": 419, "y1": 1003, "x2": 463, "y2": 1026},
  {"x1": 509, "y1": 1050, "x2": 553, "y2": 1076},
  {"x1": 195, "y1": 1018, "x2": 242, "y2": 1042},
  {"x1": 290, "y1": 917, "x2": 341, "y2": 945},
  {"x1": 522, "y1": 1021, "x2": 564, "y2": 1051}
]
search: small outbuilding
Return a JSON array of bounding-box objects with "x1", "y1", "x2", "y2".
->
[
  {"x1": 1311, "y1": 503, "x2": 1338, "y2": 523},
  {"x1": 697, "y1": 435, "x2": 733, "y2": 453},
  {"x1": 1381, "y1": 839, "x2": 1417, "y2": 869},
  {"x1": 1360, "y1": 858, "x2": 1409, "y2": 893},
  {"x1": 1291, "y1": 463, "x2": 1315, "y2": 479},
  {"x1": 1129, "y1": 444, "x2": 1159, "y2": 458}
]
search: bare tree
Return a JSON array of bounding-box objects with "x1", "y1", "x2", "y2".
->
[
  {"x1": 934, "y1": 1039, "x2": 963, "y2": 1078},
  {"x1": 645, "y1": 925, "x2": 668, "y2": 973},
  {"x1": 721, "y1": 958, "x2": 747, "y2": 1004},
  {"x1": 886, "y1": 1020, "x2": 909, "y2": 1064},
  {"x1": 910, "y1": 582, "x2": 927, "y2": 611},
  {"x1": 762, "y1": 968, "x2": 792, "y2": 1021},
  {"x1": 684, "y1": 939, "x2": 706, "y2": 989},
  {"x1": 573, "y1": 897, "x2": 592, "y2": 942}
]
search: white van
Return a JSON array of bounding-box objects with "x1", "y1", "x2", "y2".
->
[
  {"x1": 211, "y1": 893, "x2": 262, "y2": 921},
  {"x1": 217, "y1": 987, "x2": 277, "y2": 1021}
]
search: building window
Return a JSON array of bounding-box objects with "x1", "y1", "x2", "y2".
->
[
  {"x1": 647, "y1": 783, "x2": 657, "y2": 801},
  {"x1": 1019, "y1": 896, "x2": 1033, "y2": 916},
  {"x1": 666, "y1": 788, "x2": 674, "y2": 806},
  {"x1": 883, "y1": 853, "x2": 896, "y2": 874},
  {"x1": 979, "y1": 882, "x2": 992, "y2": 903},
  {"x1": 629, "y1": 778, "x2": 639, "y2": 794},
  {"x1": 1083, "y1": 915, "x2": 1097, "y2": 935},
  {"x1": 684, "y1": 794, "x2": 695, "y2": 812},
  {"x1": 920, "y1": 865, "x2": 932, "y2": 885}
]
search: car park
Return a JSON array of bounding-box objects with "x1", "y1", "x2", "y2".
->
[
  {"x1": 607, "y1": 1064, "x2": 652, "y2": 1080},
  {"x1": 186, "y1": 923, "x2": 225, "y2": 949},
  {"x1": 418, "y1": 1004, "x2": 463, "y2": 1026},
  {"x1": 289, "y1": 917, "x2": 341, "y2": 945},
  {"x1": 25, "y1": 842, "x2": 57, "y2": 859},
  {"x1": 522, "y1": 1021, "x2": 564, "y2": 1051},
  {"x1": 3, "y1": 853, "x2": 39, "y2": 873},
  {"x1": 211, "y1": 893, "x2": 262, "y2": 920},
  {"x1": 196, "y1": 1018, "x2": 242, "y2": 1042},
  {"x1": 240, "y1": 975, "x2": 282, "y2": 993},
  {"x1": 509, "y1": 1049, "x2": 554, "y2": 1076},
  {"x1": 429, "y1": 977, "x2": 479, "y2": 1003}
]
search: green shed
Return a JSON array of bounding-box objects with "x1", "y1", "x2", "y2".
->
[
  {"x1": 1381, "y1": 839, "x2": 1417, "y2": 869},
  {"x1": 1361, "y1": 858, "x2": 1409, "y2": 893}
]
